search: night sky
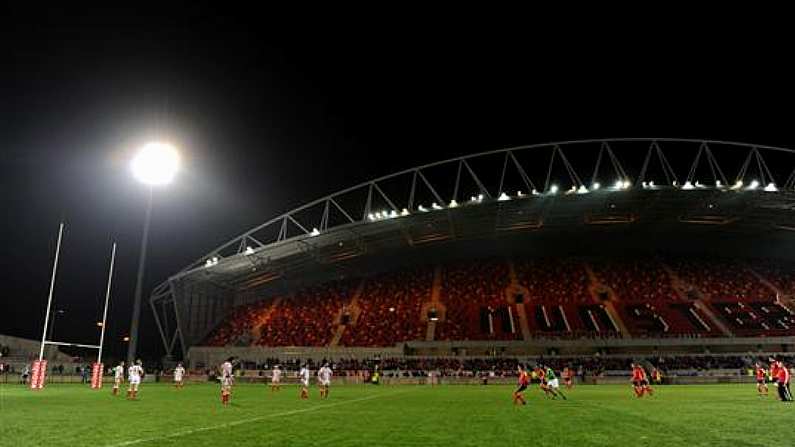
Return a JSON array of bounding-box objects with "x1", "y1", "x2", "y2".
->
[{"x1": 1, "y1": 7, "x2": 793, "y2": 360}]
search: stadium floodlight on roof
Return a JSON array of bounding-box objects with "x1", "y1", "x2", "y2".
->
[
  {"x1": 131, "y1": 142, "x2": 179, "y2": 186},
  {"x1": 449, "y1": 199, "x2": 459, "y2": 208},
  {"x1": 498, "y1": 192, "x2": 511, "y2": 201},
  {"x1": 549, "y1": 185, "x2": 559, "y2": 194},
  {"x1": 591, "y1": 182, "x2": 600, "y2": 190},
  {"x1": 764, "y1": 182, "x2": 778, "y2": 192},
  {"x1": 747, "y1": 180, "x2": 760, "y2": 190}
]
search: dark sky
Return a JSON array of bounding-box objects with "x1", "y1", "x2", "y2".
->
[{"x1": 1, "y1": 7, "x2": 793, "y2": 360}]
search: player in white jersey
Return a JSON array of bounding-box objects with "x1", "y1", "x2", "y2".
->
[
  {"x1": 270, "y1": 365, "x2": 282, "y2": 392},
  {"x1": 127, "y1": 360, "x2": 144, "y2": 400},
  {"x1": 112, "y1": 361, "x2": 125, "y2": 396},
  {"x1": 317, "y1": 363, "x2": 333, "y2": 399},
  {"x1": 173, "y1": 363, "x2": 186, "y2": 389},
  {"x1": 298, "y1": 364, "x2": 310, "y2": 400},
  {"x1": 220, "y1": 357, "x2": 235, "y2": 406}
]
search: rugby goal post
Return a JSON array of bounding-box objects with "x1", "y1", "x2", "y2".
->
[{"x1": 34, "y1": 223, "x2": 117, "y2": 390}]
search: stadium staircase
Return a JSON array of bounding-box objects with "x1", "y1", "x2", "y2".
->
[
  {"x1": 583, "y1": 262, "x2": 630, "y2": 337},
  {"x1": 659, "y1": 262, "x2": 733, "y2": 336},
  {"x1": 328, "y1": 279, "x2": 365, "y2": 347},
  {"x1": 507, "y1": 260, "x2": 531, "y2": 341},
  {"x1": 423, "y1": 266, "x2": 444, "y2": 341},
  {"x1": 251, "y1": 296, "x2": 283, "y2": 341}
]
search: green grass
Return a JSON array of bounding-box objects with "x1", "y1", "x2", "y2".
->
[{"x1": 0, "y1": 382, "x2": 791, "y2": 446}]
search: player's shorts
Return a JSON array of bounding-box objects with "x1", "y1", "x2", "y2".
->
[
  {"x1": 547, "y1": 378, "x2": 560, "y2": 389},
  {"x1": 271, "y1": 378, "x2": 280, "y2": 384},
  {"x1": 221, "y1": 377, "x2": 233, "y2": 387},
  {"x1": 174, "y1": 375, "x2": 183, "y2": 382},
  {"x1": 757, "y1": 378, "x2": 766, "y2": 384},
  {"x1": 319, "y1": 379, "x2": 330, "y2": 387},
  {"x1": 515, "y1": 384, "x2": 528, "y2": 393},
  {"x1": 632, "y1": 380, "x2": 643, "y2": 387},
  {"x1": 114, "y1": 377, "x2": 123, "y2": 385},
  {"x1": 129, "y1": 377, "x2": 141, "y2": 385},
  {"x1": 301, "y1": 379, "x2": 309, "y2": 387}
]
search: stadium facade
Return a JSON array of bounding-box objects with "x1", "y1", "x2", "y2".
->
[{"x1": 148, "y1": 139, "x2": 795, "y2": 362}]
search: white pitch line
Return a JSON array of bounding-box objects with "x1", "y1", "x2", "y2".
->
[{"x1": 106, "y1": 391, "x2": 406, "y2": 447}]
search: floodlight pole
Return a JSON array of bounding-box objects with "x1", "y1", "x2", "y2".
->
[
  {"x1": 39, "y1": 222, "x2": 64, "y2": 362},
  {"x1": 127, "y1": 188, "x2": 153, "y2": 365},
  {"x1": 97, "y1": 242, "x2": 117, "y2": 365}
]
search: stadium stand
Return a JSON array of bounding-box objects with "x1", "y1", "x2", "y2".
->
[
  {"x1": 339, "y1": 267, "x2": 432, "y2": 347},
  {"x1": 202, "y1": 257, "x2": 795, "y2": 347}
]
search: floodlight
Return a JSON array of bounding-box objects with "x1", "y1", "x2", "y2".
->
[
  {"x1": 549, "y1": 185, "x2": 559, "y2": 194},
  {"x1": 449, "y1": 199, "x2": 459, "y2": 208},
  {"x1": 131, "y1": 142, "x2": 179, "y2": 185},
  {"x1": 401, "y1": 208, "x2": 410, "y2": 216},
  {"x1": 682, "y1": 181, "x2": 694, "y2": 190},
  {"x1": 498, "y1": 192, "x2": 510, "y2": 201},
  {"x1": 432, "y1": 202, "x2": 442, "y2": 210},
  {"x1": 764, "y1": 182, "x2": 778, "y2": 192},
  {"x1": 245, "y1": 246, "x2": 254, "y2": 255},
  {"x1": 310, "y1": 228, "x2": 320, "y2": 236},
  {"x1": 577, "y1": 185, "x2": 589, "y2": 194},
  {"x1": 591, "y1": 183, "x2": 600, "y2": 191},
  {"x1": 748, "y1": 180, "x2": 760, "y2": 190}
]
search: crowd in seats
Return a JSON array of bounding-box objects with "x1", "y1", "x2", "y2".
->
[
  {"x1": 436, "y1": 260, "x2": 516, "y2": 341},
  {"x1": 592, "y1": 259, "x2": 677, "y2": 303},
  {"x1": 257, "y1": 280, "x2": 355, "y2": 347},
  {"x1": 667, "y1": 257, "x2": 774, "y2": 301},
  {"x1": 516, "y1": 258, "x2": 591, "y2": 303},
  {"x1": 752, "y1": 259, "x2": 795, "y2": 296},
  {"x1": 203, "y1": 257, "x2": 795, "y2": 347},
  {"x1": 340, "y1": 267, "x2": 432, "y2": 347},
  {"x1": 203, "y1": 300, "x2": 274, "y2": 347}
]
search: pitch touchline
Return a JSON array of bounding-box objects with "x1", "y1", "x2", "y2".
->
[{"x1": 106, "y1": 391, "x2": 407, "y2": 447}]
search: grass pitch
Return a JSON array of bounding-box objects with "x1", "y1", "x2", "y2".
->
[{"x1": 1, "y1": 382, "x2": 791, "y2": 446}]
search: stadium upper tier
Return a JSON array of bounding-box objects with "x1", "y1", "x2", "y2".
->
[
  {"x1": 200, "y1": 257, "x2": 795, "y2": 348},
  {"x1": 151, "y1": 139, "x2": 795, "y2": 357}
]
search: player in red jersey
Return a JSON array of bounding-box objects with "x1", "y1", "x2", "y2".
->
[
  {"x1": 562, "y1": 367, "x2": 574, "y2": 390},
  {"x1": 754, "y1": 362, "x2": 768, "y2": 397},
  {"x1": 775, "y1": 359, "x2": 792, "y2": 402},
  {"x1": 513, "y1": 365, "x2": 529, "y2": 406},
  {"x1": 769, "y1": 358, "x2": 780, "y2": 388},
  {"x1": 536, "y1": 366, "x2": 553, "y2": 398},
  {"x1": 631, "y1": 363, "x2": 654, "y2": 397}
]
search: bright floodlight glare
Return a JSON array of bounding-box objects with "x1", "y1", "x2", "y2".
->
[
  {"x1": 498, "y1": 192, "x2": 510, "y2": 201},
  {"x1": 748, "y1": 179, "x2": 760, "y2": 190},
  {"x1": 131, "y1": 142, "x2": 179, "y2": 185},
  {"x1": 449, "y1": 199, "x2": 459, "y2": 208},
  {"x1": 549, "y1": 185, "x2": 559, "y2": 194},
  {"x1": 591, "y1": 182, "x2": 600, "y2": 190}
]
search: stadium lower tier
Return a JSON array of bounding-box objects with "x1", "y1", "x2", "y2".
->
[{"x1": 201, "y1": 257, "x2": 795, "y2": 348}]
